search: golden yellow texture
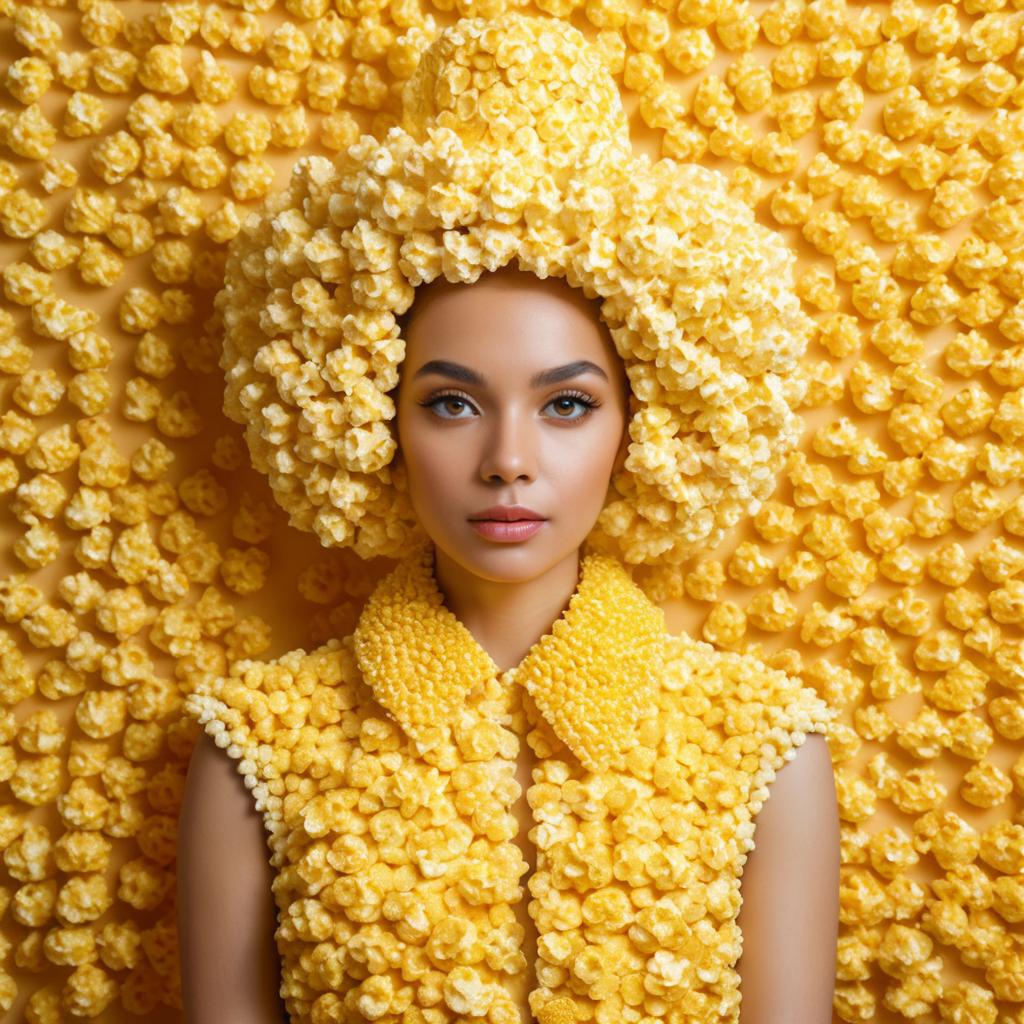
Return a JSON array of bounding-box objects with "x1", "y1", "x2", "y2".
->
[
  {"x1": 185, "y1": 547, "x2": 835, "y2": 1023},
  {"x1": 0, "y1": 0, "x2": 1022, "y2": 1022}
]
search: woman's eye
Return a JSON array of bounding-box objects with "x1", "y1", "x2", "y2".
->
[
  {"x1": 545, "y1": 395, "x2": 596, "y2": 420},
  {"x1": 424, "y1": 394, "x2": 476, "y2": 419},
  {"x1": 421, "y1": 392, "x2": 597, "y2": 421}
]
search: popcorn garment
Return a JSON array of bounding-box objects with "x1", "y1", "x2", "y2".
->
[{"x1": 184, "y1": 545, "x2": 835, "y2": 1024}]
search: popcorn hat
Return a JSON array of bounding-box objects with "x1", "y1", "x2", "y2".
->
[{"x1": 217, "y1": 12, "x2": 814, "y2": 566}]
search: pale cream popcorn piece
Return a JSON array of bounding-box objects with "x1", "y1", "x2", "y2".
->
[
  {"x1": 77, "y1": 238, "x2": 124, "y2": 287},
  {"x1": 5, "y1": 56, "x2": 53, "y2": 106},
  {"x1": 869, "y1": 196, "x2": 916, "y2": 242},
  {"x1": 769, "y1": 179, "x2": 814, "y2": 225},
  {"x1": 682, "y1": 558, "x2": 725, "y2": 601},
  {"x1": 0, "y1": 187, "x2": 48, "y2": 239},
  {"x1": 192, "y1": 49, "x2": 237, "y2": 104},
  {"x1": 80, "y1": 0, "x2": 124, "y2": 47},
  {"x1": 171, "y1": 102, "x2": 222, "y2": 148},
  {"x1": 946, "y1": 712, "x2": 994, "y2": 762},
  {"x1": 929, "y1": 179, "x2": 976, "y2": 228},
  {"x1": 92, "y1": 46, "x2": 140, "y2": 95},
  {"x1": 702, "y1": 599, "x2": 747, "y2": 647},
  {"x1": 727, "y1": 540, "x2": 774, "y2": 586},
  {"x1": 961, "y1": 761, "x2": 1014, "y2": 809}
]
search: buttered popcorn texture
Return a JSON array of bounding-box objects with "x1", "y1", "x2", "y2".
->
[
  {"x1": 1, "y1": 0, "x2": 1024, "y2": 1021},
  {"x1": 185, "y1": 547, "x2": 836, "y2": 1024},
  {"x1": 217, "y1": 13, "x2": 814, "y2": 565}
]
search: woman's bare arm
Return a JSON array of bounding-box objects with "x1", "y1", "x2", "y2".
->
[
  {"x1": 736, "y1": 732, "x2": 840, "y2": 1024},
  {"x1": 177, "y1": 730, "x2": 289, "y2": 1024}
]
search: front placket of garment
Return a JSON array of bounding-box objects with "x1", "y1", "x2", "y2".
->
[{"x1": 491, "y1": 665, "x2": 590, "y2": 1024}]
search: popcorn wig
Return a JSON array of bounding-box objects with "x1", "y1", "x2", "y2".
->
[{"x1": 216, "y1": 12, "x2": 814, "y2": 566}]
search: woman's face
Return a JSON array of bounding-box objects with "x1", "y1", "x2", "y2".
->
[{"x1": 394, "y1": 267, "x2": 630, "y2": 583}]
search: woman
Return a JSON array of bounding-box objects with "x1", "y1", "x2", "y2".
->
[{"x1": 178, "y1": 14, "x2": 840, "y2": 1024}]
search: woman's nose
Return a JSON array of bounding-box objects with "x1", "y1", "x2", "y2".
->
[{"x1": 478, "y1": 406, "x2": 537, "y2": 483}]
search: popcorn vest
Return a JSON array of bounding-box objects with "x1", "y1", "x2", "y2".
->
[{"x1": 184, "y1": 546, "x2": 834, "y2": 1024}]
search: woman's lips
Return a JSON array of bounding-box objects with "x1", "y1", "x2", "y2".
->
[{"x1": 469, "y1": 519, "x2": 547, "y2": 542}]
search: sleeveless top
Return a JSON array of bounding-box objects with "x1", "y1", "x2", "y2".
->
[{"x1": 183, "y1": 545, "x2": 835, "y2": 1024}]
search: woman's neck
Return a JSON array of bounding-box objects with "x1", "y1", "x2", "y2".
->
[{"x1": 431, "y1": 544, "x2": 582, "y2": 673}]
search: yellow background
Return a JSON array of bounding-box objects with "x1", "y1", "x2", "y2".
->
[{"x1": 1, "y1": 0, "x2": 1022, "y2": 1020}]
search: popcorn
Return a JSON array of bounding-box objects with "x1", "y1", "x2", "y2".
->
[
  {"x1": 947, "y1": 713, "x2": 994, "y2": 762},
  {"x1": 961, "y1": 761, "x2": 1013, "y2": 809},
  {"x1": 746, "y1": 588, "x2": 799, "y2": 632},
  {"x1": 847, "y1": 364, "x2": 897, "y2": 411},
  {"x1": 0, "y1": 187, "x2": 48, "y2": 239},
  {"x1": 703, "y1": 600, "x2": 747, "y2": 648},
  {"x1": 930, "y1": 179, "x2": 976, "y2": 228},
  {"x1": 923, "y1": 437, "x2": 973, "y2": 483},
  {"x1": 91, "y1": 47, "x2": 140, "y2": 95},
  {"x1": 826, "y1": 550, "x2": 877, "y2": 598},
  {"x1": 820, "y1": 77, "x2": 864, "y2": 121},
  {"x1": 882, "y1": 588, "x2": 932, "y2": 637},
  {"x1": 89, "y1": 131, "x2": 142, "y2": 185},
  {"x1": 979, "y1": 820, "x2": 1024, "y2": 876},
  {"x1": 228, "y1": 157, "x2": 275, "y2": 202},
  {"x1": 965, "y1": 62, "x2": 1017, "y2": 108},
  {"x1": 78, "y1": 238, "x2": 124, "y2": 287}
]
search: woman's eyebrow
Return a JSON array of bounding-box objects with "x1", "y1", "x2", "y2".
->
[{"x1": 413, "y1": 359, "x2": 609, "y2": 387}]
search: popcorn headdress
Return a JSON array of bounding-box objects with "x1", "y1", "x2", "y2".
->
[{"x1": 217, "y1": 13, "x2": 813, "y2": 566}]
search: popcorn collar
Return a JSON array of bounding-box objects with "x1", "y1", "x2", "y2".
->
[{"x1": 352, "y1": 543, "x2": 666, "y2": 773}]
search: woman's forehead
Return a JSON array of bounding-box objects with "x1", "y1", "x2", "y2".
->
[
  {"x1": 406, "y1": 268, "x2": 610, "y2": 337},
  {"x1": 402, "y1": 270, "x2": 620, "y2": 375}
]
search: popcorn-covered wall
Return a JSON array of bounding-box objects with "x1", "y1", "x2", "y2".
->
[{"x1": 0, "y1": 0, "x2": 1022, "y2": 1022}]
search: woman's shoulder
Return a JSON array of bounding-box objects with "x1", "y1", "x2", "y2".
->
[
  {"x1": 658, "y1": 628, "x2": 837, "y2": 735},
  {"x1": 181, "y1": 633, "x2": 369, "y2": 822},
  {"x1": 182, "y1": 633, "x2": 365, "y2": 744}
]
